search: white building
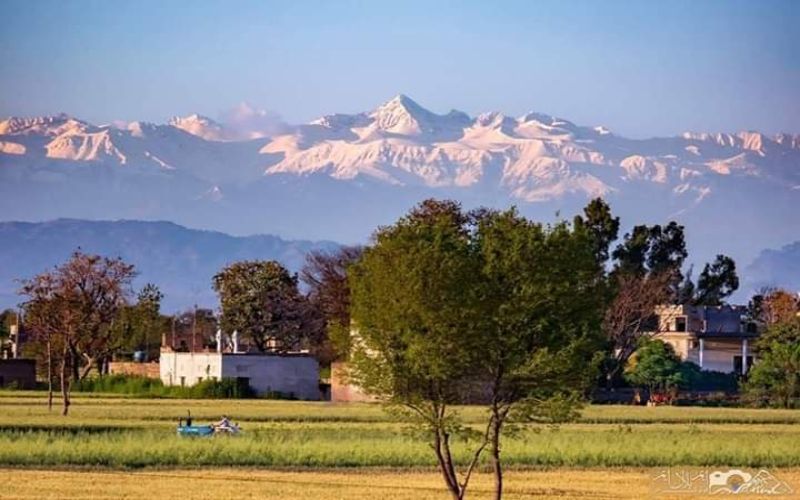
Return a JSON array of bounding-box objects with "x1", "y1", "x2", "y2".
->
[
  {"x1": 159, "y1": 351, "x2": 320, "y2": 400},
  {"x1": 653, "y1": 304, "x2": 757, "y2": 374}
]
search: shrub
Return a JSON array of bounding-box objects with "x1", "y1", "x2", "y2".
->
[
  {"x1": 679, "y1": 363, "x2": 739, "y2": 392},
  {"x1": 74, "y1": 375, "x2": 256, "y2": 399},
  {"x1": 742, "y1": 318, "x2": 800, "y2": 408}
]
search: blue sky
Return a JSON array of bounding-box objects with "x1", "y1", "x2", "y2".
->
[{"x1": 1, "y1": 0, "x2": 798, "y2": 138}]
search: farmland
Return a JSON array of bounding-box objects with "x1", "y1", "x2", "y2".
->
[
  {"x1": 6, "y1": 467, "x2": 800, "y2": 499},
  {"x1": 1, "y1": 391, "x2": 799, "y2": 497}
]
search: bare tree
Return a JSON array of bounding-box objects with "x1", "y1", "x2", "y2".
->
[
  {"x1": 749, "y1": 287, "x2": 800, "y2": 327},
  {"x1": 300, "y1": 246, "x2": 363, "y2": 364},
  {"x1": 602, "y1": 272, "x2": 676, "y2": 387},
  {"x1": 19, "y1": 252, "x2": 136, "y2": 415}
]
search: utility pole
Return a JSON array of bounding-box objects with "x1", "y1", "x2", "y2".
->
[{"x1": 192, "y1": 304, "x2": 197, "y2": 353}]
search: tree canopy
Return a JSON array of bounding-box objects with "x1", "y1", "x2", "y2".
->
[
  {"x1": 213, "y1": 260, "x2": 321, "y2": 353},
  {"x1": 348, "y1": 199, "x2": 606, "y2": 500},
  {"x1": 300, "y1": 246, "x2": 364, "y2": 364},
  {"x1": 744, "y1": 318, "x2": 800, "y2": 408},
  {"x1": 624, "y1": 338, "x2": 686, "y2": 396},
  {"x1": 19, "y1": 251, "x2": 136, "y2": 415}
]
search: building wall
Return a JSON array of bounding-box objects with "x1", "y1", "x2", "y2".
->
[
  {"x1": 109, "y1": 362, "x2": 160, "y2": 379},
  {"x1": 656, "y1": 304, "x2": 747, "y2": 334},
  {"x1": 658, "y1": 333, "x2": 695, "y2": 359},
  {"x1": 654, "y1": 333, "x2": 752, "y2": 374},
  {"x1": 159, "y1": 351, "x2": 319, "y2": 400},
  {"x1": 160, "y1": 351, "x2": 223, "y2": 387},
  {"x1": 220, "y1": 355, "x2": 319, "y2": 400},
  {"x1": 330, "y1": 361, "x2": 376, "y2": 402},
  {"x1": 0, "y1": 359, "x2": 36, "y2": 389},
  {"x1": 699, "y1": 339, "x2": 752, "y2": 374}
]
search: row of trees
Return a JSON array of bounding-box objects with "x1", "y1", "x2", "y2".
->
[{"x1": 16, "y1": 245, "x2": 361, "y2": 415}]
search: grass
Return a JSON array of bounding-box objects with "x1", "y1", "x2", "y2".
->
[
  {"x1": 1, "y1": 425, "x2": 799, "y2": 468},
  {"x1": 4, "y1": 391, "x2": 800, "y2": 425},
  {"x1": 1, "y1": 392, "x2": 799, "y2": 470}
]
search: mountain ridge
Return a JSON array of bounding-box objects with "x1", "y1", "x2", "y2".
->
[
  {"x1": 1, "y1": 94, "x2": 798, "y2": 282},
  {"x1": 0, "y1": 219, "x2": 338, "y2": 312}
]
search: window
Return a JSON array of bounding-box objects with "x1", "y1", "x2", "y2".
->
[
  {"x1": 642, "y1": 314, "x2": 659, "y2": 331},
  {"x1": 180, "y1": 376, "x2": 186, "y2": 387},
  {"x1": 675, "y1": 317, "x2": 687, "y2": 332}
]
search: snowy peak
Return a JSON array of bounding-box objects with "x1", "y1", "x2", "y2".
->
[
  {"x1": 0, "y1": 114, "x2": 92, "y2": 137},
  {"x1": 368, "y1": 94, "x2": 470, "y2": 137},
  {"x1": 370, "y1": 94, "x2": 435, "y2": 135},
  {"x1": 169, "y1": 114, "x2": 229, "y2": 141}
]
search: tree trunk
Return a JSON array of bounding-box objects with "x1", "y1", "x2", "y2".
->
[
  {"x1": 432, "y1": 427, "x2": 461, "y2": 500},
  {"x1": 70, "y1": 348, "x2": 80, "y2": 384},
  {"x1": 60, "y1": 348, "x2": 71, "y2": 416},
  {"x1": 46, "y1": 337, "x2": 53, "y2": 412},
  {"x1": 490, "y1": 411, "x2": 503, "y2": 500}
]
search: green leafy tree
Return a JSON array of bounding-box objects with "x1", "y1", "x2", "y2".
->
[
  {"x1": 111, "y1": 283, "x2": 167, "y2": 361},
  {"x1": 624, "y1": 338, "x2": 686, "y2": 399},
  {"x1": 475, "y1": 208, "x2": 606, "y2": 499},
  {"x1": 573, "y1": 197, "x2": 620, "y2": 265},
  {"x1": 349, "y1": 199, "x2": 606, "y2": 500},
  {"x1": 693, "y1": 255, "x2": 739, "y2": 306},
  {"x1": 349, "y1": 199, "x2": 486, "y2": 500},
  {"x1": 744, "y1": 318, "x2": 800, "y2": 408},
  {"x1": 612, "y1": 222, "x2": 687, "y2": 298},
  {"x1": 213, "y1": 260, "x2": 322, "y2": 352}
]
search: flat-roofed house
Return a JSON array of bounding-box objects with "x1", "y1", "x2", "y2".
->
[
  {"x1": 159, "y1": 330, "x2": 320, "y2": 400},
  {"x1": 653, "y1": 304, "x2": 757, "y2": 374}
]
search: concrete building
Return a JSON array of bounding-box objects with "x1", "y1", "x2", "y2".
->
[
  {"x1": 159, "y1": 351, "x2": 319, "y2": 400},
  {"x1": 653, "y1": 304, "x2": 757, "y2": 374}
]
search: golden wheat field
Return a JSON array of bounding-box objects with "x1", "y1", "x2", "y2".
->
[{"x1": 5, "y1": 467, "x2": 799, "y2": 499}]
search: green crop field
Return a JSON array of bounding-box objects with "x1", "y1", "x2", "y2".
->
[
  {"x1": 2, "y1": 391, "x2": 800, "y2": 470},
  {"x1": 2, "y1": 391, "x2": 799, "y2": 498}
]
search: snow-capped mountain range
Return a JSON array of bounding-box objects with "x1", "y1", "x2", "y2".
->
[
  {"x1": 1, "y1": 94, "x2": 799, "y2": 296},
  {"x1": 4, "y1": 95, "x2": 799, "y2": 199}
]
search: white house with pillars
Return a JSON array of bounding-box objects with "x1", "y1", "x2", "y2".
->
[{"x1": 653, "y1": 304, "x2": 757, "y2": 375}]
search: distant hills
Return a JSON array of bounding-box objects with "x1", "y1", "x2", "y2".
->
[
  {"x1": 745, "y1": 241, "x2": 800, "y2": 295},
  {"x1": 0, "y1": 219, "x2": 796, "y2": 313},
  {"x1": 0, "y1": 219, "x2": 337, "y2": 312}
]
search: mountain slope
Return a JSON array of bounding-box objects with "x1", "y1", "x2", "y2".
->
[
  {"x1": 0, "y1": 220, "x2": 337, "y2": 312},
  {"x1": 1, "y1": 94, "x2": 798, "y2": 275}
]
